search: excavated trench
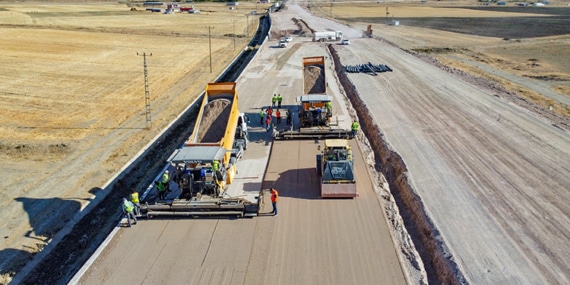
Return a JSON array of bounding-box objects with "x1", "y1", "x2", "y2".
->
[{"x1": 329, "y1": 45, "x2": 463, "y2": 285}]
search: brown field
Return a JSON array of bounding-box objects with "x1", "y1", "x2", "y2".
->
[{"x1": 1, "y1": 0, "x2": 569, "y2": 283}]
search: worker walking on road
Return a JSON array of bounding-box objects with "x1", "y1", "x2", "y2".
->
[
  {"x1": 130, "y1": 189, "x2": 141, "y2": 217},
  {"x1": 277, "y1": 94, "x2": 283, "y2": 108},
  {"x1": 122, "y1": 198, "x2": 137, "y2": 227},
  {"x1": 156, "y1": 181, "x2": 167, "y2": 200},
  {"x1": 276, "y1": 109, "x2": 281, "y2": 124},
  {"x1": 351, "y1": 120, "x2": 359, "y2": 137},
  {"x1": 286, "y1": 109, "x2": 291, "y2": 125},
  {"x1": 272, "y1": 94, "x2": 277, "y2": 108},
  {"x1": 270, "y1": 188, "x2": 279, "y2": 216}
]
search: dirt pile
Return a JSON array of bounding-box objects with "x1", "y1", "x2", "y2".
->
[
  {"x1": 303, "y1": 65, "x2": 326, "y2": 94},
  {"x1": 197, "y1": 99, "x2": 231, "y2": 143}
]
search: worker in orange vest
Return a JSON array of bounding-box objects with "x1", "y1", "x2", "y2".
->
[
  {"x1": 270, "y1": 188, "x2": 279, "y2": 216},
  {"x1": 276, "y1": 109, "x2": 281, "y2": 124}
]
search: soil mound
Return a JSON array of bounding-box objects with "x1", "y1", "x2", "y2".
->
[
  {"x1": 304, "y1": 65, "x2": 325, "y2": 94},
  {"x1": 197, "y1": 99, "x2": 231, "y2": 143}
]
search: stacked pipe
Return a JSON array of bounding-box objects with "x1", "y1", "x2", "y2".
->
[{"x1": 343, "y1": 62, "x2": 392, "y2": 76}]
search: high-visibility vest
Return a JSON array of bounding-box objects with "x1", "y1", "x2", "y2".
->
[
  {"x1": 272, "y1": 96, "x2": 277, "y2": 103},
  {"x1": 277, "y1": 95, "x2": 283, "y2": 102},
  {"x1": 351, "y1": 121, "x2": 359, "y2": 131},
  {"x1": 212, "y1": 160, "x2": 219, "y2": 171},
  {"x1": 124, "y1": 200, "x2": 134, "y2": 213},
  {"x1": 259, "y1": 110, "x2": 265, "y2": 118},
  {"x1": 271, "y1": 190, "x2": 279, "y2": 202},
  {"x1": 276, "y1": 110, "x2": 281, "y2": 117},
  {"x1": 130, "y1": 192, "x2": 140, "y2": 203},
  {"x1": 161, "y1": 173, "x2": 169, "y2": 184},
  {"x1": 157, "y1": 182, "x2": 165, "y2": 192}
]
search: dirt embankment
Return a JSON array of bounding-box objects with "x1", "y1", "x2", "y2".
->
[
  {"x1": 197, "y1": 99, "x2": 231, "y2": 143},
  {"x1": 329, "y1": 45, "x2": 463, "y2": 285},
  {"x1": 303, "y1": 65, "x2": 326, "y2": 94}
]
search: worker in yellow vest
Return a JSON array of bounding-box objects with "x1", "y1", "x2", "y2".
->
[
  {"x1": 130, "y1": 189, "x2": 141, "y2": 217},
  {"x1": 351, "y1": 120, "x2": 359, "y2": 137},
  {"x1": 272, "y1": 94, "x2": 277, "y2": 108},
  {"x1": 122, "y1": 198, "x2": 137, "y2": 227},
  {"x1": 277, "y1": 94, "x2": 283, "y2": 108},
  {"x1": 212, "y1": 160, "x2": 219, "y2": 171}
]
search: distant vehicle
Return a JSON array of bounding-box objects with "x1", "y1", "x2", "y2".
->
[
  {"x1": 278, "y1": 40, "x2": 287, "y2": 48},
  {"x1": 341, "y1": 39, "x2": 350, "y2": 45},
  {"x1": 313, "y1": 31, "x2": 343, "y2": 42},
  {"x1": 285, "y1": 35, "x2": 293, "y2": 42}
]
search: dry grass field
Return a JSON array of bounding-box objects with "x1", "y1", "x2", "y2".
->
[{"x1": 0, "y1": 2, "x2": 269, "y2": 283}]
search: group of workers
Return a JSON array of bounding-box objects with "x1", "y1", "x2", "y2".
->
[
  {"x1": 259, "y1": 107, "x2": 291, "y2": 130},
  {"x1": 272, "y1": 94, "x2": 283, "y2": 108}
]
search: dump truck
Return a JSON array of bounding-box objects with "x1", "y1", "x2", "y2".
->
[
  {"x1": 313, "y1": 31, "x2": 343, "y2": 42},
  {"x1": 316, "y1": 139, "x2": 357, "y2": 198},
  {"x1": 141, "y1": 82, "x2": 260, "y2": 218},
  {"x1": 274, "y1": 56, "x2": 352, "y2": 139}
]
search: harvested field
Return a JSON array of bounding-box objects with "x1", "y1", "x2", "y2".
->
[{"x1": 197, "y1": 98, "x2": 231, "y2": 143}]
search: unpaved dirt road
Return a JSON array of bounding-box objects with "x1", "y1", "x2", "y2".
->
[{"x1": 324, "y1": 10, "x2": 570, "y2": 285}]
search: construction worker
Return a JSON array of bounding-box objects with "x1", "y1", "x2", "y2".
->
[
  {"x1": 266, "y1": 115, "x2": 272, "y2": 131},
  {"x1": 351, "y1": 120, "x2": 359, "y2": 137},
  {"x1": 155, "y1": 180, "x2": 167, "y2": 200},
  {"x1": 276, "y1": 109, "x2": 281, "y2": 124},
  {"x1": 272, "y1": 94, "x2": 277, "y2": 108},
  {"x1": 259, "y1": 108, "x2": 265, "y2": 124},
  {"x1": 277, "y1": 94, "x2": 283, "y2": 108},
  {"x1": 212, "y1": 160, "x2": 219, "y2": 171},
  {"x1": 161, "y1": 170, "x2": 170, "y2": 192},
  {"x1": 267, "y1": 106, "x2": 273, "y2": 117},
  {"x1": 325, "y1": 101, "x2": 332, "y2": 114},
  {"x1": 286, "y1": 109, "x2": 291, "y2": 125},
  {"x1": 270, "y1": 188, "x2": 279, "y2": 216},
  {"x1": 130, "y1": 189, "x2": 141, "y2": 217},
  {"x1": 122, "y1": 198, "x2": 137, "y2": 227}
]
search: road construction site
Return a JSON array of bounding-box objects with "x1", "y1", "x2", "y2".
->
[{"x1": 3, "y1": 1, "x2": 570, "y2": 285}]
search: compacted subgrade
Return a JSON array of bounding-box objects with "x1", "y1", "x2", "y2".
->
[{"x1": 328, "y1": 45, "x2": 466, "y2": 285}]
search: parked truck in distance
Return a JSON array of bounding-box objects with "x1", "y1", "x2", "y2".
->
[{"x1": 313, "y1": 31, "x2": 343, "y2": 42}]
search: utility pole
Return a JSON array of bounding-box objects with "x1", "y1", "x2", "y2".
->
[
  {"x1": 206, "y1": 26, "x2": 213, "y2": 73},
  {"x1": 246, "y1": 14, "x2": 250, "y2": 38},
  {"x1": 137, "y1": 52, "x2": 152, "y2": 130},
  {"x1": 386, "y1": 7, "x2": 390, "y2": 25},
  {"x1": 330, "y1": 2, "x2": 333, "y2": 18},
  {"x1": 233, "y1": 20, "x2": 236, "y2": 51}
]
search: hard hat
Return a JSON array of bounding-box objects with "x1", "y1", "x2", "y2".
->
[
  {"x1": 165, "y1": 170, "x2": 169, "y2": 173},
  {"x1": 122, "y1": 197, "x2": 127, "y2": 202}
]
